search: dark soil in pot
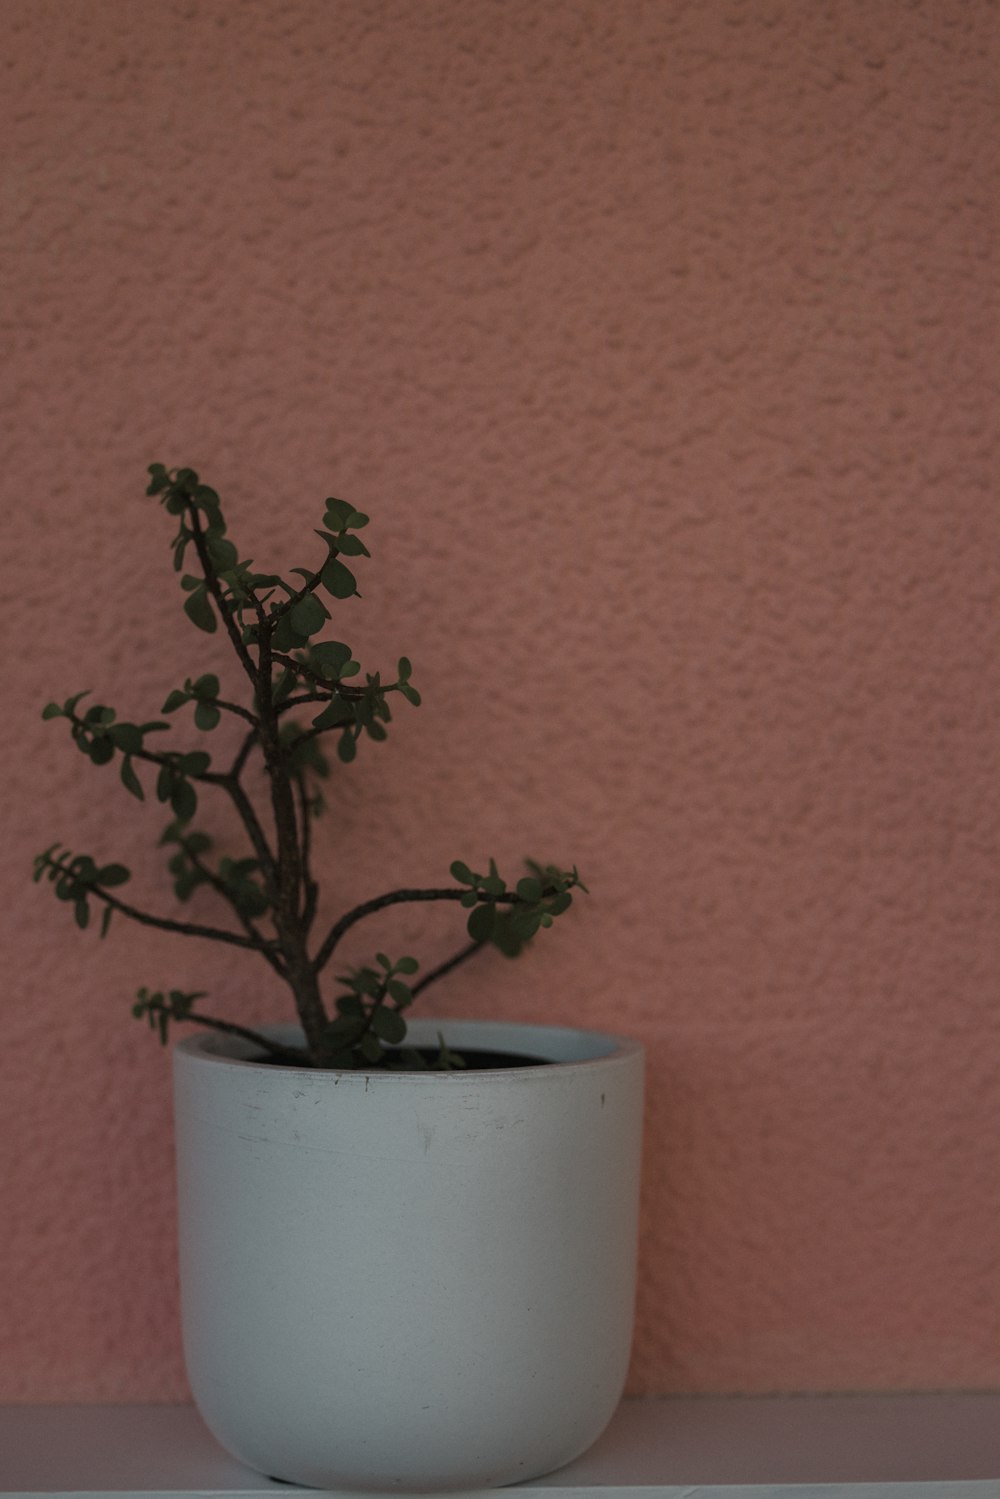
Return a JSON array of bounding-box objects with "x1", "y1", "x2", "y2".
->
[{"x1": 258, "y1": 1047, "x2": 549, "y2": 1071}]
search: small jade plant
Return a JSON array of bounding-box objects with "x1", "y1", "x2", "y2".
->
[{"x1": 33, "y1": 465, "x2": 585, "y2": 1069}]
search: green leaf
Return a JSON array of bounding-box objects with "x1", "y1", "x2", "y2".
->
[
  {"x1": 321, "y1": 557, "x2": 358, "y2": 600},
  {"x1": 179, "y1": 751, "x2": 210, "y2": 776},
  {"x1": 74, "y1": 898, "x2": 90, "y2": 930},
  {"x1": 371, "y1": 1007, "x2": 407, "y2": 1044},
  {"x1": 450, "y1": 860, "x2": 475, "y2": 885},
  {"x1": 183, "y1": 830, "x2": 213, "y2": 856},
  {"x1": 359, "y1": 1032, "x2": 384, "y2": 1064},
  {"x1": 193, "y1": 674, "x2": 220, "y2": 699},
  {"x1": 42, "y1": 702, "x2": 64, "y2": 720},
  {"x1": 395, "y1": 955, "x2": 419, "y2": 975},
  {"x1": 234, "y1": 883, "x2": 269, "y2": 918},
  {"x1": 88, "y1": 737, "x2": 115, "y2": 766},
  {"x1": 183, "y1": 586, "x2": 217, "y2": 633},
  {"x1": 337, "y1": 729, "x2": 357, "y2": 763},
  {"x1": 515, "y1": 909, "x2": 544, "y2": 940},
  {"x1": 156, "y1": 764, "x2": 173, "y2": 803},
  {"x1": 194, "y1": 701, "x2": 221, "y2": 732},
  {"x1": 205, "y1": 534, "x2": 238, "y2": 571},
  {"x1": 397, "y1": 657, "x2": 412, "y2": 682},
  {"x1": 270, "y1": 610, "x2": 309, "y2": 653},
  {"x1": 100, "y1": 905, "x2": 113, "y2": 939},
  {"x1": 171, "y1": 778, "x2": 197, "y2": 823},
  {"x1": 492, "y1": 914, "x2": 530, "y2": 957},
  {"x1": 109, "y1": 723, "x2": 144, "y2": 754},
  {"x1": 311, "y1": 698, "x2": 354, "y2": 730},
  {"x1": 310, "y1": 640, "x2": 354, "y2": 678},
  {"x1": 386, "y1": 979, "x2": 412, "y2": 1007},
  {"x1": 467, "y1": 901, "x2": 496, "y2": 943},
  {"x1": 516, "y1": 877, "x2": 544, "y2": 902},
  {"x1": 399, "y1": 683, "x2": 422, "y2": 707},
  {"x1": 332, "y1": 532, "x2": 370, "y2": 557},
  {"x1": 323, "y1": 498, "x2": 356, "y2": 529},
  {"x1": 290, "y1": 591, "x2": 328, "y2": 638},
  {"x1": 96, "y1": 863, "x2": 130, "y2": 887}
]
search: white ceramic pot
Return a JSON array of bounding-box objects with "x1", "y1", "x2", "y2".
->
[{"x1": 174, "y1": 1017, "x2": 644, "y2": 1492}]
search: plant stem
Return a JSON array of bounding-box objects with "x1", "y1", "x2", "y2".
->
[
  {"x1": 187, "y1": 505, "x2": 259, "y2": 688},
  {"x1": 178, "y1": 839, "x2": 287, "y2": 978},
  {"x1": 221, "y1": 774, "x2": 279, "y2": 900},
  {"x1": 81, "y1": 880, "x2": 282, "y2": 956},
  {"x1": 312, "y1": 888, "x2": 474, "y2": 974},
  {"x1": 172, "y1": 1009, "x2": 310, "y2": 1064},
  {"x1": 254, "y1": 612, "x2": 329, "y2": 1053},
  {"x1": 409, "y1": 939, "x2": 485, "y2": 999}
]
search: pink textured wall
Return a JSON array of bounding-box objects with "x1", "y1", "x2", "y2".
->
[{"x1": 3, "y1": 0, "x2": 999, "y2": 1400}]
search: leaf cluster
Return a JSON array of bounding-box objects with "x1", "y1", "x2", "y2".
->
[
  {"x1": 42, "y1": 693, "x2": 173, "y2": 804},
  {"x1": 132, "y1": 986, "x2": 204, "y2": 1045},
  {"x1": 34, "y1": 465, "x2": 587, "y2": 1070},
  {"x1": 321, "y1": 952, "x2": 422, "y2": 1067},
  {"x1": 33, "y1": 845, "x2": 130, "y2": 934},
  {"x1": 450, "y1": 859, "x2": 587, "y2": 956}
]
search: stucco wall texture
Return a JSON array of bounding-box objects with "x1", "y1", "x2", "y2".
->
[{"x1": 2, "y1": 0, "x2": 999, "y2": 1402}]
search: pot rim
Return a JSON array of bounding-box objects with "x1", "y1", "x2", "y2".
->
[{"x1": 175, "y1": 1016, "x2": 643, "y2": 1078}]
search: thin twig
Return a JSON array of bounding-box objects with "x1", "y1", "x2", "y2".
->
[
  {"x1": 207, "y1": 697, "x2": 259, "y2": 728},
  {"x1": 176, "y1": 839, "x2": 287, "y2": 979},
  {"x1": 220, "y1": 775, "x2": 279, "y2": 899},
  {"x1": 171, "y1": 1010, "x2": 310, "y2": 1064},
  {"x1": 49, "y1": 869, "x2": 283, "y2": 957},
  {"x1": 267, "y1": 556, "x2": 331, "y2": 624},
  {"x1": 410, "y1": 939, "x2": 485, "y2": 999},
  {"x1": 313, "y1": 887, "x2": 487, "y2": 974},
  {"x1": 292, "y1": 767, "x2": 318, "y2": 932},
  {"x1": 229, "y1": 724, "x2": 260, "y2": 780}
]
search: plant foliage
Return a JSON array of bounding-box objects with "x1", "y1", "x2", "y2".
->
[{"x1": 33, "y1": 466, "x2": 586, "y2": 1068}]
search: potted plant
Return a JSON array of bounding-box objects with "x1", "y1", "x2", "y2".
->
[{"x1": 33, "y1": 465, "x2": 645, "y2": 1492}]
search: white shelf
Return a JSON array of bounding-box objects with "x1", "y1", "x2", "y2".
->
[{"x1": 2, "y1": 1394, "x2": 1000, "y2": 1497}]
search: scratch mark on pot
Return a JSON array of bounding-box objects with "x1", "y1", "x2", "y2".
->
[
  {"x1": 601, "y1": 1092, "x2": 606, "y2": 1107},
  {"x1": 233, "y1": 1132, "x2": 403, "y2": 1164}
]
